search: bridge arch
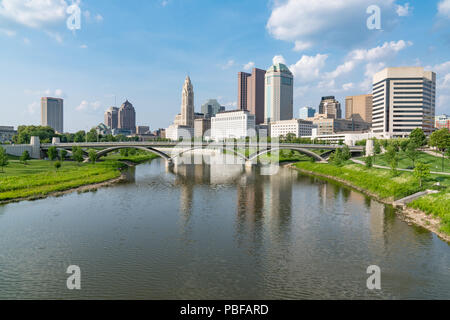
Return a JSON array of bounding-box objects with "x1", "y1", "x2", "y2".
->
[
  {"x1": 92, "y1": 146, "x2": 171, "y2": 162},
  {"x1": 170, "y1": 146, "x2": 248, "y2": 162},
  {"x1": 248, "y1": 147, "x2": 326, "y2": 162}
]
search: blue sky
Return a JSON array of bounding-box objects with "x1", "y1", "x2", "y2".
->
[{"x1": 1, "y1": 0, "x2": 450, "y2": 132}]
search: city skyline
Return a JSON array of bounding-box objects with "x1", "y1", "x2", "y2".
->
[{"x1": 1, "y1": 0, "x2": 450, "y2": 133}]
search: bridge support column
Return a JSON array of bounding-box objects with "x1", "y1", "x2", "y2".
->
[
  {"x1": 165, "y1": 159, "x2": 174, "y2": 171},
  {"x1": 245, "y1": 160, "x2": 254, "y2": 173}
]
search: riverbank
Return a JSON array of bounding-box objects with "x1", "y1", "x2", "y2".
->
[
  {"x1": 291, "y1": 161, "x2": 450, "y2": 243},
  {"x1": 0, "y1": 153, "x2": 159, "y2": 204}
]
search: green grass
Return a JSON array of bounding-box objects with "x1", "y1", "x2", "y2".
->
[
  {"x1": 294, "y1": 161, "x2": 423, "y2": 200},
  {"x1": 409, "y1": 193, "x2": 450, "y2": 234},
  {"x1": 0, "y1": 160, "x2": 125, "y2": 201},
  {"x1": 294, "y1": 160, "x2": 450, "y2": 236},
  {"x1": 363, "y1": 151, "x2": 450, "y2": 173}
]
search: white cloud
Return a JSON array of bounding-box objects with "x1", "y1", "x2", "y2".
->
[
  {"x1": 0, "y1": 27, "x2": 15, "y2": 37},
  {"x1": 80, "y1": 44, "x2": 88, "y2": 49},
  {"x1": 349, "y1": 40, "x2": 413, "y2": 61},
  {"x1": 221, "y1": 59, "x2": 235, "y2": 70},
  {"x1": 95, "y1": 14, "x2": 103, "y2": 22},
  {"x1": 293, "y1": 40, "x2": 312, "y2": 52},
  {"x1": 0, "y1": 0, "x2": 68, "y2": 28},
  {"x1": 243, "y1": 61, "x2": 255, "y2": 71},
  {"x1": 437, "y1": 94, "x2": 450, "y2": 114},
  {"x1": 27, "y1": 101, "x2": 39, "y2": 114},
  {"x1": 272, "y1": 55, "x2": 286, "y2": 65},
  {"x1": 23, "y1": 37, "x2": 30, "y2": 44},
  {"x1": 266, "y1": 0, "x2": 398, "y2": 48},
  {"x1": 325, "y1": 61, "x2": 356, "y2": 79},
  {"x1": 396, "y1": 3, "x2": 412, "y2": 16},
  {"x1": 76, "y1": 100, "x2": 102, "y2": 111},
  {"x1": 438, "y1": 0, "x2": 450, "y2": 18},
  {"x1": 342, "y1": 83, "x2": 354, "y2": 91},
  {"x1": 46, "y1": 31, "x2": 63, "y2": 43},
  {"x1": 289, "y1": 54, "x2": 328, "y2": 82}
]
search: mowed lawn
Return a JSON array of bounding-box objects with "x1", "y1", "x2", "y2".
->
[
  {"x1": 0, "y1": 159, "x2": 124, "y2": 201},
  {"x1": 363, "y1": 151, "x2": 450, "y2": 173}
]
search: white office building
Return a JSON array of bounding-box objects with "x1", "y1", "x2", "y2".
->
[
  {"x1": 265, "y1": 63, "x2": 293, "y2": 123},
  {"x1": 165, "y1": 124, "x2": 194, "y2": 141},
  {"x1": 270, "y1": 119, "x2": 314, "y2": 138},
  {"x1": 372, "y1": 67, "x2": 436, "y2": 137},
  {"x1": 211, "y1": 110, "x2": 256, "y2": 141}
]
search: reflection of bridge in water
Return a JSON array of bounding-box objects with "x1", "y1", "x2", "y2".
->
[{"x1": 41, "y1": 141, "x2": 364, "y2": 166}]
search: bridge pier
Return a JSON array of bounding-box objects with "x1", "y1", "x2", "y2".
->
[{"x1": 165, "y1": 159, "x2": 174, "y2": 171}]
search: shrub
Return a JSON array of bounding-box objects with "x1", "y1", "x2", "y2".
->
[{"x1": 20, "y1": 151, "x2": 30, "y2": 164}]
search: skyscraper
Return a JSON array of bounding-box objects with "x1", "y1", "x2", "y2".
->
[
  {"x1": 118, "y1": 100, "x2": 136, "y2": 133},
  {"x1": 299, "y1": 106, "x2": 316, "y2": 119},
  {"x1": 246, "y1": 68, "x2": 266, "y2": 124},
  {"x1": 181, "y1": 76, "x2": 195, "y2": 128},
  {"x1": 104, "y1": 106, "x2": 119, "y2": 129},
  {"x1": 238, "y1": 72, "x2": 251, "y2": 110},
  {"x1": 372, "y1": 67, "x2": 436, "y2": 137},
  {"x1": 201, "y1": 99, "x2": 224, "y2": 118},
  {"x1": 264, "y1": 63, "x2": 293, "y2": 123},
  {"x1": 41, "y1": 97, "x2": 64, "y2": 133},
  {"x1": 318, "y1": 96, "x2": 342, "y2": 119},
  {"x1": 345, "y1": 94, "x2": 373, "y2": 123}
]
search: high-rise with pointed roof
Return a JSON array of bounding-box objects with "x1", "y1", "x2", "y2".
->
[
  {"x1": 181, "y1": 76, "x2": 195, "y2": 128},
  {"x1": 118, "y1": 100, "x2": 136, "y2": 133}
]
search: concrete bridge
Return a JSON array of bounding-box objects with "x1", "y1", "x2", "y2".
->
[
  {"x1": 2, "y1": 137, "x2": 365, "y2": 165},
  {"x1": 39, "y1": 140, "x2": 364, "y2": 166}
]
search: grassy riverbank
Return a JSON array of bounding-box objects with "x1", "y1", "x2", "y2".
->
[
  {"x1": 0, "y1": 152, "x2": 159, "y2": 202},
  {"x1": 294, "y1": 161, "x2": 450, "y2": 236}
]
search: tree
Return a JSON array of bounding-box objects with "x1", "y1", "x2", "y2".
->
[
  {"x1": 400, "y1": 139, "x2": 409, "y2": 152},
  {"x1": 405, "y1": 142, "x2": 420, "y2": 168},
  {"x1": 54, "y1": 161, "x2": 62, "y2": 171},
  {"x1": 373, "y1": 141, "x2": 381, "y2": 163},
  {"x1": 429, "y1": 128, "x2": 450, "y2": 172},
  {"x1": 341, "y1": 145, "x2": 351, "y2": 161},
  {"x1": 385, "y1": 145, "x2": 398, "y2": 176},
  {"x1": 86, "y1": 129, "x2": 98, "y2": 142},
  {"x1": 0, "y1": 147, "x2": 8, "y2": 173},
  {"x1": 414, "y1": 161, "x2": 430, "y2": 188},
  {"x1": 88, "y1": 149, "x2": 98, "y2": 164},
  {"x1": 120, "y1": 148, "x2": 129, "y2": 157},
  {"x1": 59, "y1": 149, "x2": 68, "y2": 161},
  {"x1": 47, "y1": 146, "x2": 58, "y2": 161},
  {"x1": 74, "y1": 131, "x2": 86, "y2": 143},
  {"x1": 20, "y1": 150, "x2": 30, "y2": 164},
  {"x1": 410, "y1": 128, "x2": 427, "y2": 147},
  {"x1": 72, "y1": 146, "x2": 84, "y2": 165},
  {"x1": 12, "y1": 125, "x2": 56, "y2": 144},
  {"x1": 365, "y1": 155, "x2": 373, "y2": 168}
]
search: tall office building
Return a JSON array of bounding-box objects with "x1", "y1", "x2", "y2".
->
[
  {"x1": 345, "y1": 94, "x2": 373, "y2": 123},
  {"x1": 246, "y1": 68, "x2": 266, "y2": 124},
  {"x1": 201, "y1": 99, "x2": 224, "y2": 118},
  {"x1": 264, "y1": 63, "x2": 293, "y2": 123},
  {"x1": 372, "y1": 67, "x2": 436, "y2": 137},
  {"x1": 318, "y1": 96, "x2": 342, "y2": 119},
  {"x1": 238, "y1": 72, "x2": 251, "y2": 110},
  {"x1": 118, "y1": 100, "x2": 136, "y2": 134},
  {"x1": 104, "y1": 106, "x2": 119, "y2": 129},
  {"x1": 41, "y1": 97, "x2": 64, "y2": 133},
  {"x1": 299, "y1": 106, "x2": 316, "y2": 119},
  {"x1": 181, "y1": 76, "x2": 195, "y2": 128}
]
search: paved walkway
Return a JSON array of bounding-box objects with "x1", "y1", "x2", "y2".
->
[{"x1": 350, "y1": 158, "x2": 450, "y2": 176}]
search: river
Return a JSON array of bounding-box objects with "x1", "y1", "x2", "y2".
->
[{"x1": 0, "y1": 157, "x2": 449, "y2": 299}]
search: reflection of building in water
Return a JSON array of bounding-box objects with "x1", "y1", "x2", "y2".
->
[
  {"x1": 266, "y1": 168, "x2": 294, "y2": 235},
  {"x1": 317, "y1": 181, "x2": 340, "y2": 207},
  {"x1": 173, "y1": 164, "x2": 195, "y2": 222},
  {"x1": 210, "y1": 164, "x2": 244, "y2": 184}
]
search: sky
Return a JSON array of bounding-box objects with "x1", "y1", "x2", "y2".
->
[{"x1": 0, "y1": 0, "x2": 450, "y2": 133}]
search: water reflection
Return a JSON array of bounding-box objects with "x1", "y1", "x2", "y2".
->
[{"x1": 0, "y1": 155, "x2": 448, "y2": 299}]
